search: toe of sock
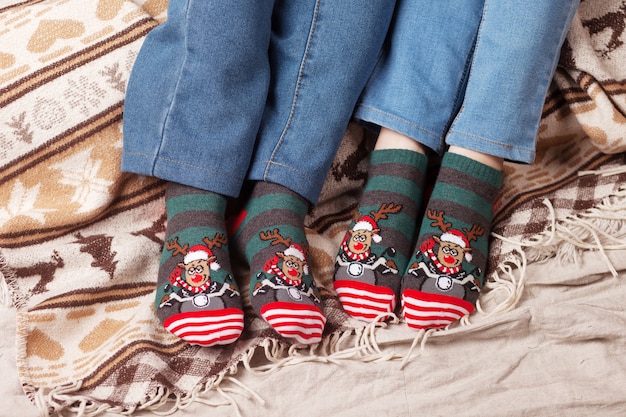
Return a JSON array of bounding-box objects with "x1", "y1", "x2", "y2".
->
[
  {"x1": 334, "y1": 280, "x2": 397, "y2": 322},
  {"x1": 260, "y1": 301, "x2": 326, "y2": 344},
  {"x1": 163, "y1": 308, "x2": 245, "y2": 346},
  {"x1": 401, "y1": 289, "x2": 474, "y2": 330}
]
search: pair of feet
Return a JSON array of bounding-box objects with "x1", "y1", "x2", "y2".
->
[
  {"x1": 155, "y1": 181, "x2": 325, "y2": 347},
  {"x1": 155, "y1": 149, "x2": 502, "y2": 347},
  {"x1": 334, "y1": 150, "x2": 502, "y2": 330}
]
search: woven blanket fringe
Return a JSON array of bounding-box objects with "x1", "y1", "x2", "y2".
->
[
  {"x1": 478, "y1": 168, "x2": 626, "y2": 335},
  {"x1": 23, "y1": 167, "x2": 626, "y2": 417},
  {"x1": 20, "y1": 252, "x2": 540, "y2": 417},
  {"x1": 29, "y1": 321, "x2": 442, "y2": 416},
  {"x1": 31, "y1": 355, "x2": 265, "y2": 417},
  {"x1": 493, "y1": 182, "x2": 626, "y2": 278},
  {"x1": 397, "y1": 247, "x2": 529, "y2": 368},
  {"x1": 21, "y1": 259, "x2": 532, "y2": 417}
]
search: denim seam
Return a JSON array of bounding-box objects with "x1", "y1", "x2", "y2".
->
[
  {"x1": 358, "y1": 104, "x2": 442, "y2": 141},
  {"x1": 446, "y1": 10, "x2": 481, "y2": 132},
  {"x1": 448, "y1": 0, "x2": 487, "y2": 132},
  {"x1": 548, "y1": 3, "x2": 580, "y2": 85},
  {"x1": 126, "y1": 152, "x2": 245, "y2": 181},
  {"x1": 263, "y1": 0, "x2": 321, "y2": 179},
  {"x1": 151, "y1": 0, "x2": 193, "y2": 175}
]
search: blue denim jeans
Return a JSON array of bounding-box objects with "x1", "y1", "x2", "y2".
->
[
  {"x1": 122, "y1": 0, "x2": 395, "y2": 203},
  {"x1": 355, "y1": 0, "x2": 580, "y2": 163}
]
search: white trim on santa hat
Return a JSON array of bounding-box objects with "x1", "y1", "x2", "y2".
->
[
  {"x1": 183, "y1": 245, "x2": 220, "y2": 270},
  {"x1": 440, "y1": 231, "x2": 467, "y2": 248},
  {"x1": 184, "y1": 249, "x2": 208, "y2": 265},
  {"x1": 283, "y1": 245, "x2": 305, "y2": 261}
]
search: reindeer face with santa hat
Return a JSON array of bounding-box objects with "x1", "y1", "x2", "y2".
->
[
  {"x1": 165, "y1": 234, "x2": 227, "y2": 290},
  {"x1": 178, "y1": 245, "x2": 219, "y2": 288},
  {"x1": 422, "y1": 210, "x2": 483, "y2": 274},
  {"x1": 341, "y1": 203, "x2": 402, "y2": 261},
  {"x1": 347, "y1": 215, "x2": 381, "y2": 256},
  {"x1": 260, "y1": 229, "x2": 309, "y2": 284},
  {"x1": 276, "y1": 243, "x2": 308, "y2": 283},
  {"x1": 432, "y1": 229, "x2": 472, "y2": 269}
]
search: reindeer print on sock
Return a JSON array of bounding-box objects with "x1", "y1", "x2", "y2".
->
[
  {"x1": 155, "y1": 184, "x2": 245, "y2": 347},
  {"x1": 156, "y1": 232, "x2": 244, "y2": 347},
  {"x1": 252, "y1": 228, "x2": 320, "y2": 306},
  {"x1": 250, "y1": 227, "x2": 326, "y2": 345},
  {"x1": 335, "y1": 202, "x2": 402, "y2": 286},
  {"x1": 400, "y1": 152, "x2": 502, "y2": 330},
  {"x1": 404, "y1": 210, "x2": 483, "y2": 304},
  {"x1": 333, "y1": 202, "x2": 407, "y2": 322},
  {"x1": 157, "y1": 233, "x2": 240, "y2": 315}
]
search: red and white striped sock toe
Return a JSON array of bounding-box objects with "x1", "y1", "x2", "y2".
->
[
  {"x1": 401, "y1": 289, "x2": 474, "y2": 330},
  {"x1": 260, "y1": 302, "x2": 326, "y2": 344},
  {"x1": 334, "y1": 280, "x2": 397, "y2": 322},
  {"x1": 163, "y1": 308, "x2": 245, "y2": 347}
]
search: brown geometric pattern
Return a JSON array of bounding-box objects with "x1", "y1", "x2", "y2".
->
[{"x1": 1, "y1": 0, "x2": 625, "y2": 414}]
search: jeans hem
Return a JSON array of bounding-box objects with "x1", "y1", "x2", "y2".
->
[
  {"x1": 446, "y1": 130, "x2": 535, "y2": 164},
  {"x1": 355, "y1": 105, "x2": 446, "y2": 155},
  {"x1": 248, "y1": 159, "x2": 326, "y2": 204},
  {"x1": 121, "y1": 152, "x2": 245, "y2": 197}
]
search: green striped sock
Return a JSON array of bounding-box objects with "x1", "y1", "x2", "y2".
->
[
  {"x1": 154, "y1": 183, "x2": 244, "y2": 346},
  {"x1": 236, "y1": 181, "x2": 326, "y2": 345},
  {"x1": 334, "y1": 149, "x2": 427, "y2": 322},
  {"x1": 401, "y1": 152, "x2": 503, "y2": 330}
]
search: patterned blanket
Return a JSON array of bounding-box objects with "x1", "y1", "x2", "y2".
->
[{"x1": 1, "y1": 1, "x2": 625, "y2": 415}]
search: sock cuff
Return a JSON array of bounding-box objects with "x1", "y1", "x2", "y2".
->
[
  {"x1": 442, "y1": 152, "x2": 503, "y2": 188},
  {"x1": 370, "y1": 148, "x2": 428, "y2": 169},
  {"x1": 166, "y1": 193, "x2": 227, "y2": 218}
]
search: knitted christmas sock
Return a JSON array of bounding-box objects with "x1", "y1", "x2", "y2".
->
[
  {"x1": 334, "y1": 149, "x2": 427, "y2": 322},
  {"x1": 401, "y1": 152, "x2": 503, "y2": 330},
  {"x1": 236, "y1": 181, "x2": 326, "y2": 345},
  {"x1": 154, "y1": 183, "x2": 244, "y2": 346}
]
